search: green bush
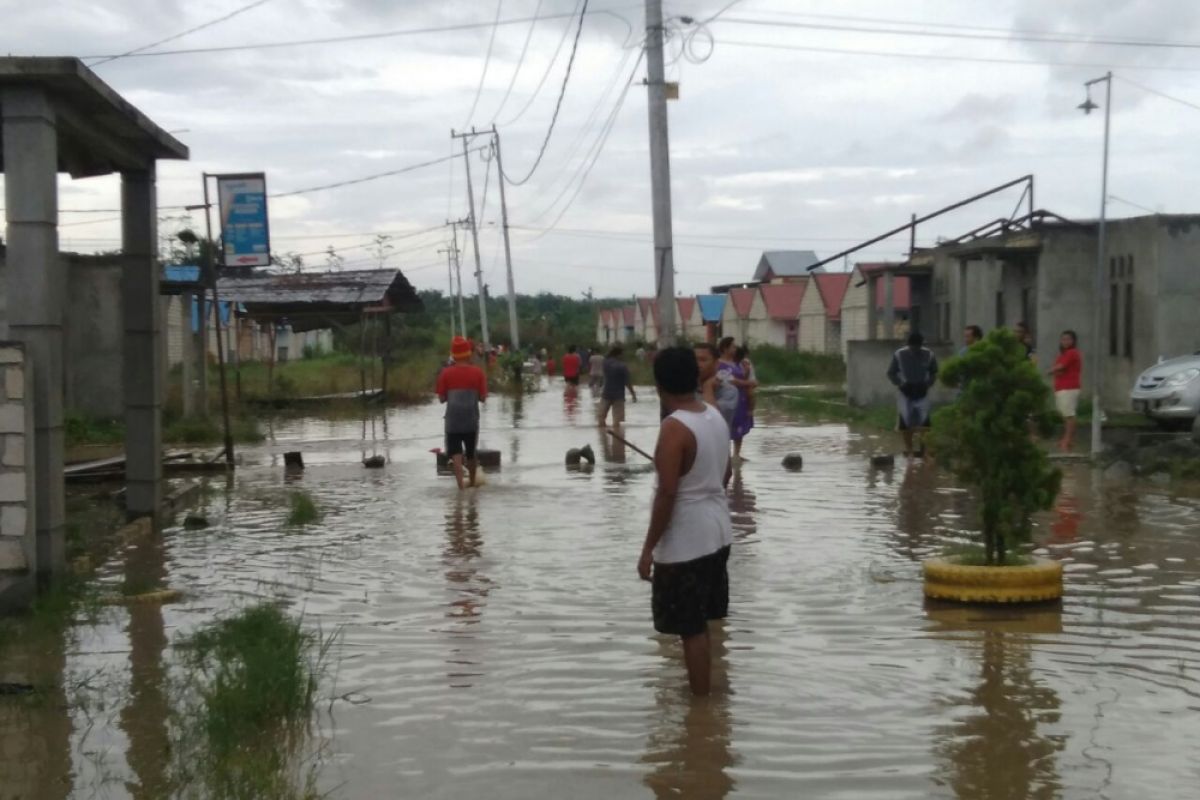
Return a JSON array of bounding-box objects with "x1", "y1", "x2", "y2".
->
[
  {"x1": 931, "y1": 328, "x2": 1062, "y2": 565},
  {"x1": 285, "y1": 491, "x2": 320, "y2": 526},
  {"x1": 748, "y1": 345, "x2": 845, "y2": 386}
]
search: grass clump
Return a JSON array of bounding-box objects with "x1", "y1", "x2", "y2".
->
[
  {"x1": 173, "y1": 604, "x2": 328, "y2": 799},
  {"x1": 64, "y1": 412, "x2": 125, "y2": 448},
  {"x1": 765, "y1": 387, "x2": 895, "y2": 429},
  {"x1": 164, "y1": 414, "x2": 264, "y2": 445},
  {"x1": 749, "y1": 345, "x2": 846, "y2": 385},
  {"x1": 285, "y1": 491, "x2": 320, "y2": 526},
  {"x1": 944, "y1": 544, "x2": 1033, "y2": 567}
]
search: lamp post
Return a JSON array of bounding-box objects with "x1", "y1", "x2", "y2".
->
[{"x1": 1079, "y1": 71, "x2": 1111, "y2": 458}]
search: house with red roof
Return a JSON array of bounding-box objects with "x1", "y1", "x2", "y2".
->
[
  {"x1": 839, "y1": 263, "x2": 912, "y2": 355},
  {"x1": 758, "y1": 281, "x2": 807, "y2": 349},
  {"x1": 636, "y1": 297, "x2": 660, "y2": 344},
  {"x1": 798, "y1": 272, "x2": 853, "y2": 353},
  {"x1": 721, "y1": 285, "x2": 764, "y2": 344},
  {"x1": 676, "y1": 296, "x2": 704, "y2": 341}
]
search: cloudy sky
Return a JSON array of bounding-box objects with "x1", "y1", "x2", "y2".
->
[{"x1": 5, "y1": 0, "x2": 1200, "y2": 299}]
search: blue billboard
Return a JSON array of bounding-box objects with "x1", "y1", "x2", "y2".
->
[{"x1": 216, "y1": 173, "x2": 271, "y2": 268}]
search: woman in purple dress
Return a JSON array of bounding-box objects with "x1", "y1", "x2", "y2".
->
[{"x1": 716, "y1": 338, "x2": 756, "y2": 460}]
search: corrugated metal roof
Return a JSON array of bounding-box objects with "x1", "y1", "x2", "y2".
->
[
  {"x1": 753, "y1": 250, "x2": 820, "y2": 281},
  {"x1": 677, "y1": 296, "x2": 696, "y2": 322},
  {"x1": 697, "y1": 294, "x2": 726, "y2": 322},
  {"x1": 217, "y1": 268, "x2": 421, "y2": 331},
  {"x1": 163, "y1": 264, "x2": 201, "y2": 284},
  {"x1": 729, "y1": 287, "x2": 758, "y2": 318},
  {"x1": 811, "y1": 273, "x2": 853, "y2": 320}
]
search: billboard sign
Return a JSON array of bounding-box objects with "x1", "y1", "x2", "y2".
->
[{"x1": 216, "y1": 173, "x2": 271, "y2": 268}]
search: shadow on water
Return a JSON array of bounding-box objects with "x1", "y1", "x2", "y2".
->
[
  {"x1": 442, "y1": 493, "x2": 490, "y2": 689},
  {"x1": 641, "y1": 625, "x2": 736, "y2": 800},
  {"x1": 927, "y1": 603, "x2": 1065, "y2": 800}
]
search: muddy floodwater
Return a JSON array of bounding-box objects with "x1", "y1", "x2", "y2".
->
[{"x1": 4, "y1": 383, "x2": 1200, "y2": 799}]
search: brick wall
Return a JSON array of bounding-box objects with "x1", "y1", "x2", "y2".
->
[{"x1": 0, "y1": 342, "x2": 35, "y2": 575}]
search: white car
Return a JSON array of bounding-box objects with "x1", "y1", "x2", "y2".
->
[{"x1": 1130, "y1": 353, "x2": 1200, "y2": 429}]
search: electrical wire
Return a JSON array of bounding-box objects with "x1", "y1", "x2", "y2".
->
[
  {"x1": 716, "y1": 38, "x2": 1200, "y2": 73},
  {"x1": 497, "y1": 0, "x2": 584, "y2": 126},
  {"x1": 464, "y1": 0, "x2": 505, "y2": 128},
  {"x1": 500, "y1": 0, "x2": 590, "y2": 186},
  {"x1": 492, "y1": 0, "x2": 545, "y2": 123},
  {"x1": 270, "y1": 149, "x2": 484, "y2": 198},
  {"x1": 717, "y1": 15, "x2": 1200, "y2": 51},
  {"x1": 1116, "y1": 75, "x2": 1200, "y2": 111},
  {"x1": 78, "y1": 5, "x2": 640, "y2": 60},
  {"x1": 87, "y1": 0, "x2": 274, "y2": 67}
]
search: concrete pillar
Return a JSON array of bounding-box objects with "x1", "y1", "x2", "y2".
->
[
  {"x1": 180, "y1": 291, "x2": 195, "y2": 417},
  {"x1": 2, "y1": 86, "x2": 65, "y2": 575},
  {"x1": 957, "y1": 259, "x2": 970, "y2": 342},
  {"x1": 122, "y1": 168, "x2": 163, "y2": 516},
  {"x1": 866, "y1": 275, "x2": 879, "y2": 340},
  {"x1": 883, "y1": 271, "x2": 896, "y2": 338}
]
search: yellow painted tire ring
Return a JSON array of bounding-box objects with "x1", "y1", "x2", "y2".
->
[
  {"x1": 99, "y1": 589, "x2": 184, "y2": 606},
  {"x1": 923, "y1": 557, "x2": 1062, "y2": 588},
  {"x1": 924, "y1": 581, "x2": 1063, "y2": 603}
]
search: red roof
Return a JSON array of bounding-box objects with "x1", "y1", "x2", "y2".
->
[
  {"x1": 677, "y1": 296, "x2": 696, "y2": 322},
  {"x1": 760, "y1": 281, "x2": 806, "y2": 320},
  {"x1": 873, "y1": 277, "x2": 911, "y2": 310},
  {"x1": 812, "y1": 273, "x2": 852, "y2": 320},
  {"x1": 729, "y1": 287, "x2": 757, "y2": 318},
  {"x1": 637, "y1": 297, "x2": 661, "y2": 327},
  {"x1": 621, "y1": 306, "x2": 636, "y2": 326}
]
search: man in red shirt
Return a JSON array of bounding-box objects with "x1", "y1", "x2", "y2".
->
[
  {"x1": 561, "y1": 344, "x2": 582, "y2": 386},
  {"x1": 436, "y1": 336, "x2": 488, "y2": 489},
  {"x1": 1048, "y1": 330, "x2": 1082, "y2": 452}
]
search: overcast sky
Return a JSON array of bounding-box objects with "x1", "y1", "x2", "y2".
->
[{"x1": 4, "y1": 0, "x2": 1199, "y2": 299}]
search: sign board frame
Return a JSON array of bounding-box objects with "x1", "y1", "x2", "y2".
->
[{"x1": 215, "y1": 172, "x2": 271, "y2": 269}]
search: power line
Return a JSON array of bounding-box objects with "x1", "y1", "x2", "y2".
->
[
  {"x1": 497, "y1": 0, "x2": 584, "y2": 126},
  {"x1": 718, "y1": 14, "x2": 1200, "y2": 51},
  {"x1": 716, "y1": 38, "x2": 1200, "y2": 73},
  {"x1": 87, "y1": 0, "x2": 274, "y2": 67},
  {"x1": 510, "y1": 225, "x2": 935, "y2": 251},
  {"x1": 270, "y1": 150, "x2": 484, "y2": 198},
  {"x1": 500, "y1": 0, "x2": 590, "y2": 187},
  {"x1": 464, "y1": 0, "x2": 505, "y2": 128},
  {"x1": 78, "y1": 5, "x2": 638, "y2": 60},
  {"x1": 1116, "y1": 75, "x2": 1200, "y2": 111},
  {"x1": 492, "y1": 0, "x2": 545, "y2": 122}
]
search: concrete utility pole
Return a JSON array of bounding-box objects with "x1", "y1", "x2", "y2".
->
[
  {"x1": 490, "y1": 126, "x2": 521, "y2": 350},
  {"x1": 438, "y1": 246, "x2": 457, "y2": 339},
  {"x1": 445, "y1": 218, "x2": 470, "y2": 337},
  {"x1": 644, "y1": 0, "x2": 676, "y2": 346},
  {"x1": 1082, "y1": 72, "x2": 1112, "y2": 458},
  {"x1": 452, "y1": 128, "x2": 491, "y2": 348},
  {"x1": 199, "y1": 174, "x2": 234, "y2": 465}
]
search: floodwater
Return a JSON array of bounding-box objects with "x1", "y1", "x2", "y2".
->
[{"x1": 4, "y1": 381, "x2": 1200, "y2": 799}]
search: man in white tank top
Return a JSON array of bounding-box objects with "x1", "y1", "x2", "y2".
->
[{"x1": 637, "y1": 347, "x2": 734, "y2": 696}]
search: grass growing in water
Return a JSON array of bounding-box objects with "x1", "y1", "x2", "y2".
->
[
  {"x1": 285, "y1": 492, "x2": 320, "y2": 526},
  {"x1": 163, "y1": 414, "x2": 264, "y2": 445},
  {"x1": 749, "y1": 345, "x2": 846, "y2": 386},
  {"x1": 765, "y1": 387, "x2": 895, "y2": 430},
  {"x1": 173, "y1": 604, "x2": 329, "y2": 799},
  {"x1": 944, "y1": 544, "x2": 1034, "y2": 567}
]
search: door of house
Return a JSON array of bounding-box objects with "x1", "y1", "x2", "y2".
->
[{"x1": 786, "y1": 321, "x2": 799, "y2": 351}]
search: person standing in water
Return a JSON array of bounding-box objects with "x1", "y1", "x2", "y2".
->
[
  {"x1": 599, "y1": 344, "x2": 637, "y2": 427},
  {"x1": 887, "y1": 331, "x2": 939, "y2": 458},
  {"x1": 716, "y1": 337, "x2": 755, "y2": 461},
  {"x1": 562, "y1": 344, "x2": 582, "y2": 387},
  {"x1": 1049, "y1": 329, "x2": 1082, "y2": 452},
  {"x1": 436, "y1": 336, "x2": 488, "y2": 490},
  {"x1": 588, "y1": 347, "x2": 606, "y2": 393},
  {"x1": 694, "y1": 342, "x2": 719, "y2": 405},
  {"x1": 637, "y1": 347, "x2": 733, "y2": 696}
]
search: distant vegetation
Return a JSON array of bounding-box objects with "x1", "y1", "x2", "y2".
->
[{"x1": 749, "y1": 345, "x2": 846, "y2": 386}]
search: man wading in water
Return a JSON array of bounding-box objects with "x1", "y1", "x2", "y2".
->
[
  {"x1": 638, "y1": 347, "x2": 733, "y2": 696},
  {"x1": 436, "y1": 336, "x2": 488, "y2": 490}
]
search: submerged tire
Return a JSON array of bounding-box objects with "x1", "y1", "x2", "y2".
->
[{"x1": 923, "y1": 557, "x2": 1062, "y2": 603}]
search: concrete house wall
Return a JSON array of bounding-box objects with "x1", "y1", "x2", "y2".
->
[
  {"x1": 743, "y1": 290, "x2": 772, "y2": 345},
  {"x1": 798, "y1": 282, "x2": 827, "y2": 353},
  {"x1": 839, "y1": 267, "x2": 869, "y2": 356}
]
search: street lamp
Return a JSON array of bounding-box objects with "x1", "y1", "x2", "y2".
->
[{"x1": 1079, "y1": 71, "x2": 1112, "y2": 458}]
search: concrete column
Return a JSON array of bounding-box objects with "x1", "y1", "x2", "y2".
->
[
  {"x1": 866, "y1": 275, "x2": 879, "y2": 340},
  {"x1": 957, "y1": 259, "x2": 970, "y2": 342},
  {"x1": 122, "y1": 168, "x2": 162, "y2": 516},
  {"x1": 2, "y1": 87, "x2": 65, "y2": 575},
  {"x1": 180, "y1": 291, "x2": 195, "y2": 417},
  {"x1": 883, "y1": 271, "x2": 896, "y2": 338}
]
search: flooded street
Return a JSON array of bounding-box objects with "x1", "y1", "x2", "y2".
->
[{"x1": 6, "y1": 383, "x2": 1200, "y2": 799}]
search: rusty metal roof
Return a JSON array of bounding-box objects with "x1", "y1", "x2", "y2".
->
[{"x1": 217, "y1": 268, "x2": 422, "y2": 331}]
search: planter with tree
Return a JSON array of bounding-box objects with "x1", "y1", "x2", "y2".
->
[{"x1": 924, "y1": 328, "x2": 1064, "y2": 603}]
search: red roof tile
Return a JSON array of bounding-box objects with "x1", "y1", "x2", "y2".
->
[
  {"x1": 759, "y1": 281, "x2": 806, "y2": 320},
  {"x1": 677, "y1": 296, "x2": 696, "y2": 322},
  {"x1": 812, "y1": 273, "x2": 852, "y2": 320},
  {"x1": 729, "y1": 287, "x2": 757, "y2": 318},
  {"x1": 622, "y1": 306, "x2": 636, "y2": 326},
  {"x1": 637, "y1": 297, "x2": 661, "y2": 326},
  {"x1": 873, "y1": 276, "x2": 911, "y2": 310}
]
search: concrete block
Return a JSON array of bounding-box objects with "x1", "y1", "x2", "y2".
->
[
  {"x1": 0, "y1": 473, "x2": 26, "y2": 503},
  {"x1": 0, "y1": 404, "x2": 24, "y2": 434},
  {"x1": 0, "y1": 348, "x2": 22, "y2": 364},
  {"x1": 0, "y1": 539, "x2": 27, "y2": 572},
  {"x1": 1, "y1": 506, "x2": 27, "y2": 538},
  {"x1": 3, "y1": 434, "x2": 24, "y2": 467},
  {"x1": 6, "y1": 368, "x2": 23, "y2": 400}
]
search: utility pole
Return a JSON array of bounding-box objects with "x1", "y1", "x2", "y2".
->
[
  {"x1": 1080, "y1": 71, "x2": 1113, "y2": 457},
  {"x1": 194, "y1": 175, "x2": 234, "y2": 465},
  {"x1": 644, "y1": 0, "x2": 676, "y2": 346},
  {"x1": 452, "y1": 128, "x2": 491, "y2": 348},
  {"x1": 438, "y1": 246, "x2": 457, "y2": 339},
  {"x1": 490, "y1": 126, "x2": 521, "y2": 350},
  {"x1": 445, "y1": 218, "x2": 470, "y2": 337}
]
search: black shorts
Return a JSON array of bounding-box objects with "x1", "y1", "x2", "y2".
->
[
  {"x1": 565, "y1": 375, "x2": 579, "y2": 386},
  {"x1": 445, "y1": 431, "x2": 478, "y2": 459},
  {"x1": 652, "y1": 545, "x2": 731, "y2": 638}
]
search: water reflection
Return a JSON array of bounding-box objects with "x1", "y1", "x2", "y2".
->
[
  {"x1": 642, "y1": 626, "x2": 735, "y2": 799},
  {"x1": 728, "y1": 467, "x2": 757, "y2": 540},
  {"x1": 442, "y1": 494, "x2": 489, "y2": 689},
  {"x1": 563, "y1": 383, "x2": 580, "y2": 423},
  {"x1": 928, "y1": 605, "x2": 1065, "y2": 800}
]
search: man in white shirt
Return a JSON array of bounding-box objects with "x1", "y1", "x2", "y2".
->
[{"x1": 637, "y1": 347, "x2": 734, "y2": 696}]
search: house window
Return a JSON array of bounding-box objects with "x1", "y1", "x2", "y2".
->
[{"x1": 995, "y1": 291, "x2": 1005, "y2": 328}]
